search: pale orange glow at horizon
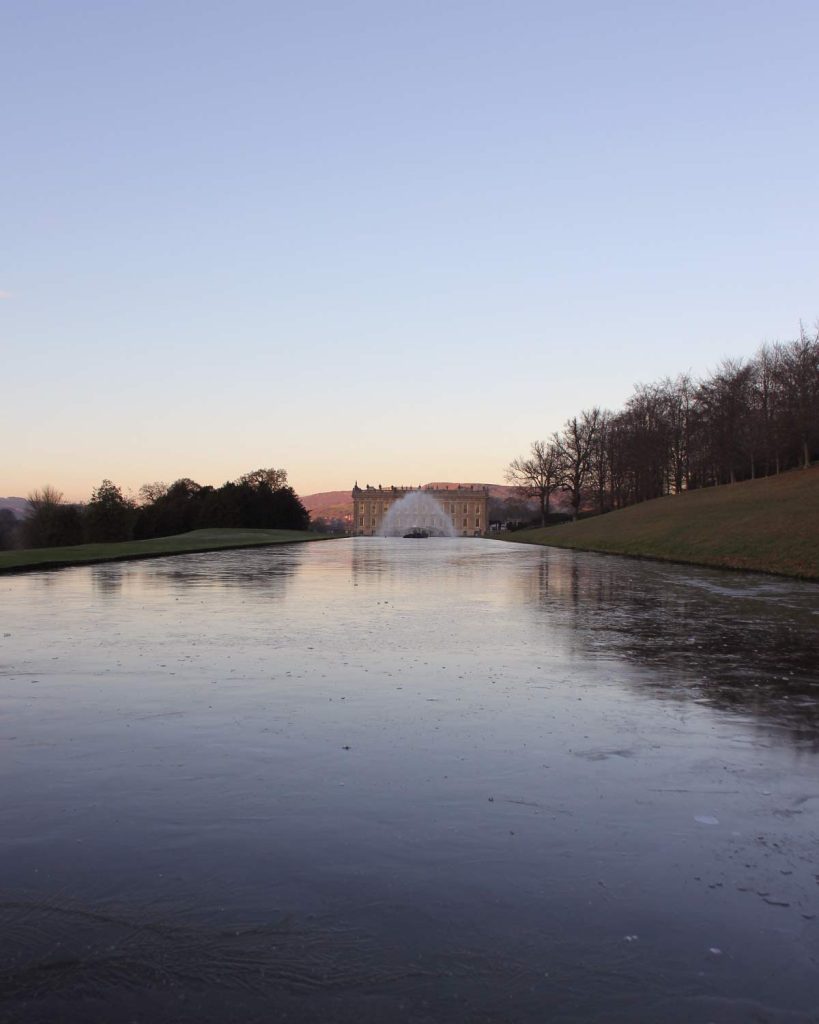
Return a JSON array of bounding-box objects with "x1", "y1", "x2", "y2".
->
[{"x1": 2, "y1": 440, "x2": 521, "y2": 504}]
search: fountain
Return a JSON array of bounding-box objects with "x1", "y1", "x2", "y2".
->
[{"x1": 380, "y1": 490, "x2": 457, "y2": 537}]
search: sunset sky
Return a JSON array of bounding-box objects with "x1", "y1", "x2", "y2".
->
[{"x1": 2, "y1": 1, "x2": 818, "y2": 501}]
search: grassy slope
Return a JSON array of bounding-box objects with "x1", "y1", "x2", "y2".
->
[
  {"x1": 499, "y1": 466, "x2": 819, "y2": 580},
  {"x1": 0, "y1": 528, "x2": 327, "y2": 575}
]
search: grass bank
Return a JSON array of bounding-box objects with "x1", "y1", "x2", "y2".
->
[
  {"x1": 498, "y1": 465, "x2": 819, "y2": 580},
  {"x1": 0, "y1": 528, "x2": 328, "y2": 575}
]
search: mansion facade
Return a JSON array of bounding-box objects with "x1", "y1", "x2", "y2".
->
[{"x1": 352, "y1": 483, "x2": 489, "y2": 537}]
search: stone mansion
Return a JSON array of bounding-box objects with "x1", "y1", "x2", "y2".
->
[{"x1": 352, "y1": 483, "x2": 489, "y2": 537}]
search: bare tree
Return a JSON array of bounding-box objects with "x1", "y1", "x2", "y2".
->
[
  {"x1": 27, "y1": 485, "x2": 64, "y2": 512},
  {"x1": 756, "y1": 343, "x2": 785, "y2": 475},
  {"x1": 780, "y1": 324, "x2": 819, "y2": 469},
  {"x1": 506, "y1": 440, "x2": 561, "y2": 526},
  {"x1": 696, "y1": 358, "x2": 756, "y2": 484},
  {"x1": 138, "y1": 481, "x2": 169, "y2": 505},
  {"x1": 587, "y1": 410, "x2": 612, "y2": 514},
  {"x1": 23, "y1": 486, "x2": 83, "y2": 548},
  {"x1": 508, "y1": 321, "x2": 817, "y2": 523},
  {"x1": 554, "y1": 409, "x2": 602, "y2": 520}
]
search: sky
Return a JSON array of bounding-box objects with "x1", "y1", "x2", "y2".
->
[{"x1": 2, "y1": 0, "x2": 818, "y2": 501}]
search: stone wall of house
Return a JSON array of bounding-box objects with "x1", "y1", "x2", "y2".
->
[{"x1": 352, "y1": 484, "x2": 489, "y2": 537}]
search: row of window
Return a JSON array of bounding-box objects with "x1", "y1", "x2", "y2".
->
[
  {"x1": 360, "y1": 516, "x2": 482, "y2": 524},
  {"x1": 358, "y1": 503, "x2": 481, "y2": 515}
]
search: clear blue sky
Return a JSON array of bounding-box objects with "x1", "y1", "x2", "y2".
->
[{"x1": 2, "y1": 0, "x2": 817, "y2": 499}]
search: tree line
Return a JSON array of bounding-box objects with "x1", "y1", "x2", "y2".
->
[
  {"x1": 508, "y1": 325, "x2": 819, "y2": 524},
  {"x1": 6, "y1": 468, "x2": 310, "y2": 550}
]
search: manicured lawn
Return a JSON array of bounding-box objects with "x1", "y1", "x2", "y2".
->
[
  {"x1": 0, "y1": 528, "x2": 329, "y2": 574},
  {"x1": 497, "y1": 465, "x2": 819, "y2": 580}
]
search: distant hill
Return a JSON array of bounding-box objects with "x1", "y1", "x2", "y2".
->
[
  {"x1": 0, "y1": 497, "x2": 28, "y2": 519},
  {"x1": 300, "y1": 490, "x2": 356, "y2": 520},
  {"x1": 501, "y1": 466, "x2": 819, "y2": 580},
  {"x1": 301, "y1": 483, "x2": 533, "y2": 521}
]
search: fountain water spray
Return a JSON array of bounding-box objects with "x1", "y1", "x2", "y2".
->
[{"x1": 380, "y1": 491, "x2": 457, "y2": 537}]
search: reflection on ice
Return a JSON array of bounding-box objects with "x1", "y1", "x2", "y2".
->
[
  {"x1": 521, "y1": 551, "x2": 819, "y2": 740},
  {"x1": 1, "y1": 538, "x2": 817, "y2": 1023}
]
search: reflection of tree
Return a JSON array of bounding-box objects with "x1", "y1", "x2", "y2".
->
[
  {"x1": 133, "y1": 546, "x2": 305, "y2": 601},
  {"x1": 92, "y1": 565, "x2": 124, "y2": 595},
  {"x1": 525, "y1": 550, "x2": 819, "y2": 745}
]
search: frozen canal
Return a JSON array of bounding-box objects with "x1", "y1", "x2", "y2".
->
[{"x1": 1, "y1": 538, "x2": 818, "y2": 1023}]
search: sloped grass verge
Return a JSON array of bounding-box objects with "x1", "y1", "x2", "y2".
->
[{"x1": 498, "y1": 466, "x2": 819, "y2": 580}]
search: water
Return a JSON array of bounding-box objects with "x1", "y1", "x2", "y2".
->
[{"x1": 1, "y1": 538, "x2": 818, "y2": 1023}]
